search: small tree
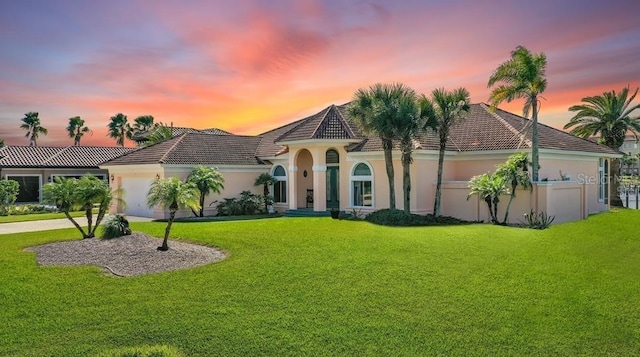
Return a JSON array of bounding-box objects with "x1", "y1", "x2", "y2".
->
[
  {"x1": 186, "y1": 166, "x2": 225, "y2": 217},
  {"x1": 0, "y1": 180, "x2": 20, "y2": 215},
  {"x1": 467, "y1": 173, "x2": 509, "y2": 224},
  {"x1": 147, "y1": 177, "x2": 200, "y2": 251},
  {"x1": 43, "y1": 175, "x2": 121, "y2": 238},
  {"x1": 254, "y1": 173, "x2": 277, "y2": 213},
  {"x1": 495, "y1": 152, "x2": 532, "y2": 224}
]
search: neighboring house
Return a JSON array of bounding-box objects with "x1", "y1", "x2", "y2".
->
[
  {"x1": 619, "y1": 135, "x2": 640, "y2": 175},
  {"x1": 0, "y1": 146, "x2": 134, "y2": 203},
  {"x1": 101, "y1": 103, "x2": 622, "y2": 223}
]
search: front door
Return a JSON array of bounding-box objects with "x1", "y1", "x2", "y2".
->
[{"x1": 326, "y1": 167, "x2": 339, "y2": 209}]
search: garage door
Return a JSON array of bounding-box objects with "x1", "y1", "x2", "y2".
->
[{"x1": 121, "y1": 178, "x2": 155, "y2": 217}]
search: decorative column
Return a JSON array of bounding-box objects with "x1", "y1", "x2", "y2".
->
[
  {"x1": 310, "y1": 148, "x2": 327, "y2": 212},
  {"x1": 288, "y1": 148, "x2": 298, "y2": 210}
]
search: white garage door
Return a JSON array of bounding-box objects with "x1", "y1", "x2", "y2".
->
[{"x1": 121, "y1": 178, "x2": 155, "y2": 217}]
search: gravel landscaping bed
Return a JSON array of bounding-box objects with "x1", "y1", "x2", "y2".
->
[{"x1": 26, "y1": 232, "x2": 226, "y2": 276}]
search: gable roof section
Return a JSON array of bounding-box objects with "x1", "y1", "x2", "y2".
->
[
  {"x1": 132, "y1": 126, "x2": 232, "y2": 142},
  {"x1": 346, "y1": 103, "x2": 621, "y2": 155},
  {"x1": 0, "y1": 146, "x2": 134, "y2": 168},
  {"x1": 275, "y1": 104, "x2": 362, "y2": 143},
  {"x1": 102, "y1": 132, "x2": 264, "y2": 166}
]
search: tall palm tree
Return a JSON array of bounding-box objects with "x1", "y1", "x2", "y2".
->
[
  {"x1": 147, "y1": 177, "x2": 200, "y2": 250},
  {"x1": 133, "y1": 115, "x2": 155, "y2": 135},
  {"x1": 347, "y1": 83, "x2": 417, "y2": 211},
  {"x1": 140, "y1": 123, "x2": 173, "y2": 147},
  {"x1": 422, "y1": 87, "x2": 471, "y2": 216},
  {"x1": 187, "y1": 166, "x2": 225, "y2": 217},
  {"x1": 20, "y1": 112, "x2": 48, "y2": 146},
  {"x1": 66, "y1": 116, "x2": 91, "y2": 146},
  {"x1": 564, "y1": 87, "x2": 640, "y2": 206},
  {"x1": 488, "y1": 45, "x2": 547, "y2": 182},
  {"x1": 107, "y1": 113, "x2": 133, "y2": 147}
]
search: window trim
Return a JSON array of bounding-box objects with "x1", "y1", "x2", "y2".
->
[
  {"x1": 599, "y1": 158, "x2": 609, "y2": 204},
  {"x1": 349, "y1": 162, "x2": 374, "y2": 208}
]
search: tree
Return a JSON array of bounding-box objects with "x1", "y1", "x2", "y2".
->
[
  {"x1": 0, "y1": 139, "x2": 5, "y2": 148},
  {"x1": 348, "y1": 83, "x2": 418, "y2": 211},
  {"x1": 563, "y1": 87, "x2": 640, "y2": 207},
  {"x1": 107, "y1": 113, "x2": 133, "y2": 146},
  {"x1": 0, "y1": 180, "x2": 20, "y2": 215},
  {"x1": 621, "y1": 153, "x2": 638, "y2": 175},
  {"x1": 43, "y1": 175, "x2": 121, "y2": 239},
  {"x1": 495, "y1": 152, "x2": 532, "y2": 224},
  {"x1": 66, "y1": 116, "x2": 91, "y2": 146},
  {"x1": 133, "y1": 115, "x2": 155, "y2": 136},
  {"x1": 140, "y1": 123, "x2": 173, "y2": 147},
  {"x1": 488, "y1": 45, "x2": 547, "y2": 182},
  {"x1": 255, "y1": 173, "x2": 277, "y2": 213},
  {"x1": 422, "y1": 87, "x2": 471, "y2": 216},
  {"x1": 467, "y1": 173, "x2": 509, "y2": 224},
  {"x1": 20, "y1": 112, "x2": 48, "y2": 146},
  {"x1": 147, "y1": 177, "x2": 200, "y2": 250},
  {"x1": 186, "y1": 166, "x2": 225, "y2": 217}
]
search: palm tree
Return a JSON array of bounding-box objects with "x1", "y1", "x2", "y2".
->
[
  {"x1": 20, "y1": 112, "x2": 48, "y2": 146},
  {"x1": 133, "y1": 115, "x2": 155, "y2": 135},
  {"x1": 347, "y1": 83, "x2": 417, "y2": 211},
  {"x1": 495, "y1": 152, "x2": 532, "y2": 224},
  {"x1": 140, "y1": 123, "x2": 173, "y2": 147},
  {"x1": 488, "y1": 45, "x2": 547, "y2": 182},
  {"x1": 467, "y1": 173, "x2": 509, "y2": 224},
  {"x1": 564, "y1": 87, "x2": 640, "y2": 206},
  {"x1": 186, "y1": 166, "x2": 225, "y2": 217},
  {"x1": 255, "y1": 173, "x2": 278, "y2": 213},
  {"x1": 107, "y1": 113, "x2": 133, "y2": 147},
  {"x1": 422, "y1": 87, "x2": 471, "y2": 216},
  {"x1": 147, "y1": 177, "x2": 200, "y2": 250},
  {"x1": 66, "y1": 116, "x2": 91, "y2": 146}
]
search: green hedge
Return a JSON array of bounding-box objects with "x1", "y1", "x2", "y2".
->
[{"x1": 365, "y1": 209, "x2": 467, "y2": 226}]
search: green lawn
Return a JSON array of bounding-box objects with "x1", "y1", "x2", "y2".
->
[
  {"x1": 2, "y1": 210, "x2": 640, "y2": 356},
  {"x1": 0, "y1": 210, "x2": 88, "y2": 224}
]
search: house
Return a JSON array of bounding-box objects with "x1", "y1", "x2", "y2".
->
[
  {"x1": 101, "y1": 103, "x2": 621, "y2": 224},
  {"x1": 0, "y1": 145, "x2": 134, "y2": 203}
]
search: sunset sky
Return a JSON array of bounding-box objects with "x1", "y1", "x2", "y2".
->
[{"x1": 1, "y1": 0, "x2": 639, "y2": 147}]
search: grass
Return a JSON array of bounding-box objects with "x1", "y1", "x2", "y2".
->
[
  {"x1": 0, "y1": 210, "x2": 88, "y2": 223},
  {"x1": 1, "y1": 210, "x2": 640, "y2": 356}
]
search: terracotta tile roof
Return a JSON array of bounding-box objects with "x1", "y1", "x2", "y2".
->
[
  {"x1": 0, "y1": 146, "x2": 134, "y2": 168},
  {"x1": 255, "y1": 119, "x2": 304, "y2": 157},
  {"x1": 346, "y1": 103, "x2": 620, "y2": 155},
  {"x1": 103, "y1": 132, "x2": 264, "y2": 166},
  {"x1": 275, "y1": 104, "x2": 363, "y2": 142}
]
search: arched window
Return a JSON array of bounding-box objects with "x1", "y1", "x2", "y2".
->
[
  {"x1": 272, "y1": 165, "x2": 287, "y2": 203},
  {"x1": 350, "y1": 162, "x2": 373, "y2": 207}
]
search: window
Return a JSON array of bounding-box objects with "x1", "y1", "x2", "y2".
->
[
  {"x1": 6, "y1": 175, "x2": 41, "y2": 203},
  {"x1": 599, "y1": 158, "x2": 609, "y2": 204},
  {"x1": 272, "y1": 165, "x2": 287, "y2": 203},
  {"x1": 350, "y1": 162, "x2": 373, "y2": 207}
]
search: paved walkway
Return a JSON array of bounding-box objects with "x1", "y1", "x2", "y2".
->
[{"x1": 0, "y1": 215, "x2": 153, "y2": 235}]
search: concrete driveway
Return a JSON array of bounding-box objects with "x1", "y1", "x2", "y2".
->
[{"x1": 0, "y1": 215, "x2": 153, "y2": 235}]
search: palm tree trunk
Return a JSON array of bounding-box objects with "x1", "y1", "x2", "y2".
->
[
  {"x1": 90, "y1": 204, "x2": 108, "y2": 237},
  {"x1": 610, "y1": 158, "x2": 623, "y2": 207},
  {"x1": 502, "y1": 183, "x2": 517, "y2": 224},
  {"x1": 492, "y1": 199, "x2": 500, "y2": 225},
  {"x1": 382, "y1": 139, "x2": 396, "y2": 210},
  {"x1": 158, "y1": 210, "x2": 175, "y2": 251},
  {"x1": 433, "y1": 141, "x2": 446, "y2": 216},
  {"x1": 401, "y1": 139, "x2": 411, "y2": 214},
  {"x1": 264, "y1": 183, "x2": 269, "y2": 213},
  {"x1": 85, "y1": 207, "x2": 94, "y2": 238},
  {"x1": 484, "y1": 197, "x2": 495, "y2": 223},
  {"x1": 200, "y1": 192, "x2": 205, "y2": 217},
  {"x1": 531, "y1": 99, "x2": 539, "y2": 182},
  {"x1": 64, "y1": 211, "x2": 89, "y2": 238}
]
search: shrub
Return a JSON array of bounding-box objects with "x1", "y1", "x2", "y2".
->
[
  {"x1": 0, "y1": 180, "x2": 19, "y2": 214},
  {"x1": 101, "y1": 215, "x2": 132, "y2": 239},
  {"x1": 216, "y1": 191, "x2": 265, "y2": 216},
  {"x1": 365, "y1": 209, "x2": 466, "y2": 226},
  {"x1": 521, "y1": 210, "x2": 555, "y2": 229}
]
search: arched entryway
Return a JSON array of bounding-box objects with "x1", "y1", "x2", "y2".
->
[
  {"x1": 295, "y1": 149, "x2": 313, "y2": 209},
  {"x1": 326, "y1": 149, "x2": 340, "y2": 209}
]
